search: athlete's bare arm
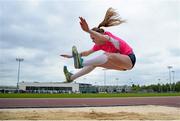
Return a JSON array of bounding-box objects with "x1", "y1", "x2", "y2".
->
[
  {"x1": 79, "y1": 17, "x2": 108, "y2": 43},
  {"x1": 80, "y1": 49, "x2": 95, "y2": 57},
  {"x1": 60, "y1": 49, "x2": 94, "y2": 58}
]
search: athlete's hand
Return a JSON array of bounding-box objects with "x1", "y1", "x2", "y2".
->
[
  {"x1": 79, "y1": 17, "x2": 90, "y2": 33},
  {"x1": 60, "y1": 54, "x2": 73, "y2": 58}
]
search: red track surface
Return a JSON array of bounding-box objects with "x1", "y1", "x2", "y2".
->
[{"x1": 0, "y1": 96, "x2": 180, "y2": 108}]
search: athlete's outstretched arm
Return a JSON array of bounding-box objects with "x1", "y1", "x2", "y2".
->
[
  {"x1": 60, "y1": 49, "x2": 94, "y2": 58},
  {"x1": 79, "y1": 17, "x2": 108, "y2": 43},
  {"x1": 80, "y1": 49, "x2": 95, "y2": 57},
  {"x1": 60, "y1": 54, "x2": 73, "y2": 58}
]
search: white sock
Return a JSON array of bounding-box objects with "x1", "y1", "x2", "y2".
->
[
  {"x1": 71, "y1": 66, "x2": 95, "y2": 80},
  {"x1": 82, "y1": 54, "x2": 108, "y2": 67}
]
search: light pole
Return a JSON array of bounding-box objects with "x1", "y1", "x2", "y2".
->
[
  {"x1": 102, "y1": 69, "x2": 107, "y2": 86},
  {"x1": 158, "y1": 78, "x2": 161, "y2": 92},
  {"x1": 172, "y1": 71, "x2": 175, "y2": 82},
  {"x1": 116, "y1": 78, "x2": 119, "y2": 86},
  {"x1": 167, "y1": 66, "x2": 172, "y2": 92},
  {"x1": 16, "y1": 58, "x2": 24, "y2": 91},
  {"x1": 172, "y1": 70, "x2": 175, "y2": 92}
]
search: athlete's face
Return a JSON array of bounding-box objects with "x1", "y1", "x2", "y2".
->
[{"x1": 90, "y1": 34, "x2": 103, "y2": 45}]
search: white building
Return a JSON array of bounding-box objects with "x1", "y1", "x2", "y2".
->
[
  {"x1": 18, "y1": 82, "x2": 131, "y2": 93},
  {"x1": 19, "y1": 82, "x2": 93, "y2": 93}
]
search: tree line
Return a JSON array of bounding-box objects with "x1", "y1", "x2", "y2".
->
[{"x1": 131, "y1": 81, "x2": 180, "y2": 93}]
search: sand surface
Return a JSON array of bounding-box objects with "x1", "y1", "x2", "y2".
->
[{"x1": 0, "y1": 105, "x2": 180, "y2": 120}]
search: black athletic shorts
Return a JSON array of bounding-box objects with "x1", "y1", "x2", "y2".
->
[{"x1": 128, "y1": 53, "x2": 136, "y2": 68}]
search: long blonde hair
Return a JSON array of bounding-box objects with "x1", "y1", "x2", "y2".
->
[{"x1": 92, "y1": 7, "x2": 126, "y2": 33}]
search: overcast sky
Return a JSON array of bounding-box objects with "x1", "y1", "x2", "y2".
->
[{"x1": 0, "y1": 0, "x2": 180, "y2": 86}]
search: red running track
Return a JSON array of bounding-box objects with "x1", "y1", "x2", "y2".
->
[{"x1": 0, "y1": 96, "x2": 180, "y2": 108}]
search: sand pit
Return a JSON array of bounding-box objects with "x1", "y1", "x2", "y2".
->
[{"x1": 0, "y1": 105, "x2": 180, "y2": 120}]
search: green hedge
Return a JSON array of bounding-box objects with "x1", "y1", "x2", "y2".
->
[{"x1": 0, "y1": 93, "x2": 180, "y2": 98}]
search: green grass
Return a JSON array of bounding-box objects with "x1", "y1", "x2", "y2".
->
[{"x1": 0, "y1": 93, "x2": 180, "y2": 98}]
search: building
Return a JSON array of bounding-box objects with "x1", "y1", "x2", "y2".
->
[
  {"x1": 1, "y1": 82, "x2": 131, "y2": 94},
  {"x1": 0, "y1": 86, "x2": 18, "y2": 93},
  {"x1": 97, "y1": 85, "x2": 132, "y2": 93},
  {"x1": 18, "y1": 82, "x2": 97, "y2": 93}
]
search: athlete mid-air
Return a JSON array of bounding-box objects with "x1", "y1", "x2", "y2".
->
[{"x1": 61, "y1": 8, "x2": 136, "y2": 83}]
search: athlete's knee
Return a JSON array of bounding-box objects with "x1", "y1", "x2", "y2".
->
[
  {"x1": 125, "y1": 63, "x2": 133, "y2": 70},
  {"x1": 126, "y1": 66, "x2": 132, "y2": 70}
]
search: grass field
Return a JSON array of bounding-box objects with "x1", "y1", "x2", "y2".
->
[{"x1": 0, "y1": 93, "x2": 180, "y2": 98}]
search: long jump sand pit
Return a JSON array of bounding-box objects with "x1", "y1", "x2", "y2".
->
[{"x1": 0, "y1": 105, "x2": 180, "y2": 120}]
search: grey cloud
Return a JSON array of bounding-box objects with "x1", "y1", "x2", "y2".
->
[
  {"x1": 169, "y1": 48, "x2": 180, "y2": 57},
  {"x1": 1, "y1": 2, "x2": 57, "y2": 47}
]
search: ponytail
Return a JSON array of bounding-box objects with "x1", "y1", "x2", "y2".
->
[
  {"x1": 92, "y1": 7, "x2": 126, "y2": 33},
  {"x1": 92, "y1": 7, "x2": 126, "y2": 34},
  {"x1": 98, "y1": 7, "x2": 126, "y2": 28},
  {"x1": 98, "y1": 8, "x2": 126, "y2": 28}
]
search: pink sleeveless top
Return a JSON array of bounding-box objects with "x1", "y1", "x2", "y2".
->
[{"x1": 92, "y1": 31, "x2": 133, "y2": 55}]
